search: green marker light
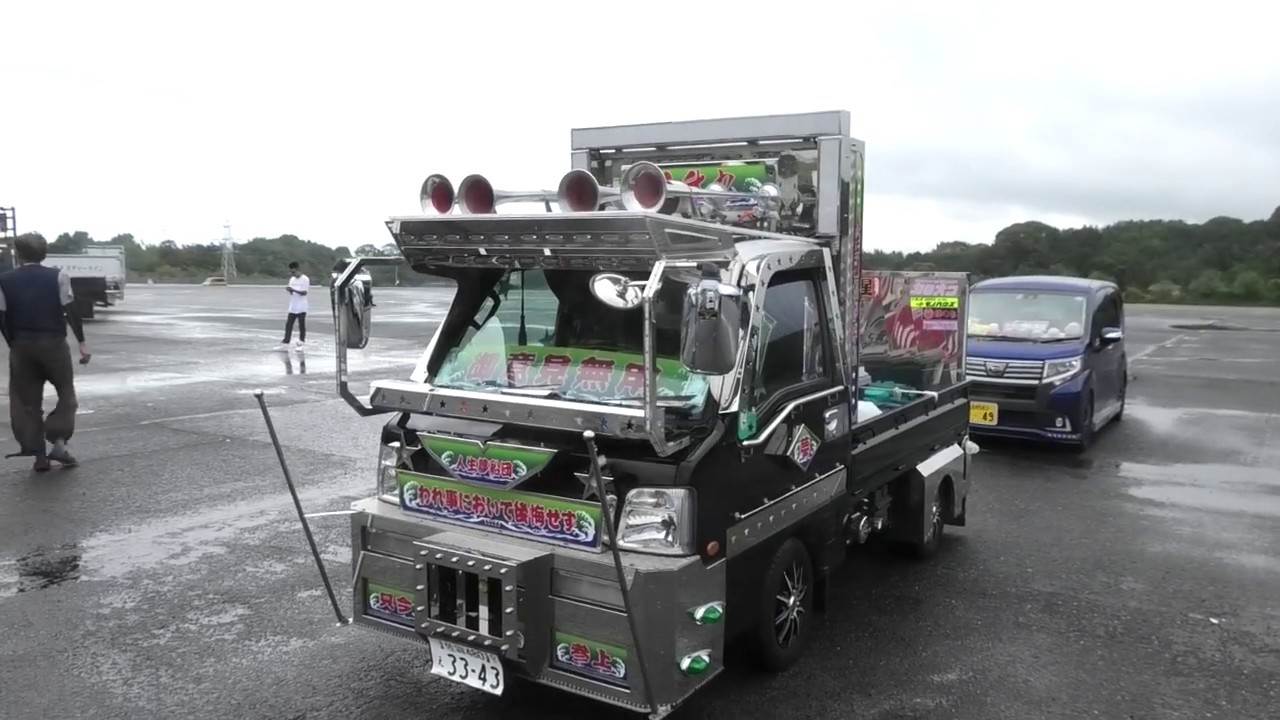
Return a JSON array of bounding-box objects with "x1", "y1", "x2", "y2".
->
[
  {"x1": 689, "y1": 601, "x2": 725, "y2": 625},
  {"x1": 679, "y1": 650, "x2": 712, "y2": 675}
]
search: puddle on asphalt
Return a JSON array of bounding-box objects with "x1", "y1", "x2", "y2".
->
[
  {"x1": 0, "y1": 543, "x2": 84, "y2": 596},
  {"x1": 1120, "y1": 461, "x2": 1280, "y2": 519},
  {"x1": 1123, "y1": 402, "x2": 1279, "y2": 435}
]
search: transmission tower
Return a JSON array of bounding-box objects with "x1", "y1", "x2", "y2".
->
[{"x1": 221, "y1": 223, "x2": 238, "y2": 279}]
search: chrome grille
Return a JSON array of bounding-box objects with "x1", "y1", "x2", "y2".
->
[{"x1": 965, "y1": 357, "x2": 1044, "y2": 382}]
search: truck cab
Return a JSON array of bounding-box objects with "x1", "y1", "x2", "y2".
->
[
  {"x1": 964, "y1": 275, "x2": 1127, "y2": 450},
  {"x1": 322, "y1": 111, "x2": 975, "y2": 718}
]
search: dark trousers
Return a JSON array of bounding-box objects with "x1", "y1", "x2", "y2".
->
[
  {"x1": 8, "y1": 337, "x2": 78, "y2": 454},
  {"x1": 283, "y1": 312, "x2": 307, "y2": 343}
]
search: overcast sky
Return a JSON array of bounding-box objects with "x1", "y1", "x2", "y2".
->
[{"x1": 4, "y1": 1, "x2": 1277, "y2": 254}]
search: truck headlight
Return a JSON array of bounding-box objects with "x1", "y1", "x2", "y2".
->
[
  {"x1": 614, "y1": 488, "x2": 694, "y2": 556},
  {"x1": 1043, "y1": 356, "x2": 1083, "y2": 383},
  {"x1": 378, "y1": 441, "x2": 401, "y2": 497}
]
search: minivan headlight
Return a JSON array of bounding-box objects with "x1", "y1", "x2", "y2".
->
[
  {"x1": 614, "y1": 488, "x2": 694, "y2": 556},
  {"x1": 1043, "y1": 356, "x2": 1083, "y2": 382}
]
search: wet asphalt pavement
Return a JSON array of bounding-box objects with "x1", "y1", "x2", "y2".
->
[{"x1": 2, "y1": 287, "x2": 1278, "y2": 720}]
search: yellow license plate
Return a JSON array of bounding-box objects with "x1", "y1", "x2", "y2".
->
[{"x1": 970, "y1": 402, "x2": 998, "y2": 426}]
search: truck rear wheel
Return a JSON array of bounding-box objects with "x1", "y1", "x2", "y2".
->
[
  {"x1": 910, "y1": 484, "x2": 946, "y2": 560},
  {"x1": 753, "y1": 536, "x2": 814, "y2": 672}
]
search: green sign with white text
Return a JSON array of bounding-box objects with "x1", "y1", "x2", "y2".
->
[
  {"x1": 419, "y1": 434, "x2": 555, "y2": 490},
  {"x1": 398, "y1": 470, "x2": 603, "y2": 550}
]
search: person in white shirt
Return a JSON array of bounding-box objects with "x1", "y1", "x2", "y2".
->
[{"x1": 278, "y1": 261, "x2": 310, "y2": 350}]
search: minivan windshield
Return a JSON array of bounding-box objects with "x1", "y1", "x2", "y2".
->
[
  {"x1": 968, "y1": 290, "x2": 1088, "y2": 341},
  {"x1": 429, "y1": 268, "x2": 709, "y2": 412}
]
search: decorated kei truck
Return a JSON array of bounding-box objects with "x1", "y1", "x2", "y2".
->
[{"x1": 315, "y1": 111, "x2": 976, "y2": 718}]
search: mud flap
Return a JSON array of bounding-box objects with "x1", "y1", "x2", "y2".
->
[{"x1": 884, "y1": 443, "x2": 966, "y2": 544}]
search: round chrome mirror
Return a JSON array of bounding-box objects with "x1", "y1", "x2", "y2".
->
[{"x1": 589, "y1": 273, "x2": 643, "y2": 310}]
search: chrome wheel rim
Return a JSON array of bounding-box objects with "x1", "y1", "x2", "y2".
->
[
  {"x1": 926, "y1": 497, "x2": 941, "y2": 540},
  {"x1": 774, "y1": 561, "x2": 807, "y2": 648}
]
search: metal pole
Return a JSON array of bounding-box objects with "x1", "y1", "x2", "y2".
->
[
  {"x1": 582, "y1": 430, "x2": 660, "y2": 718},
  {"x1": 254, "y1": 389, "x2": 349, "y2": 625}
]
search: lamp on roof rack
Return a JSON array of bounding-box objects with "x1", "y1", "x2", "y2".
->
[{"x1": 419, "y1": 174, "x2": 456, "y2": 215}]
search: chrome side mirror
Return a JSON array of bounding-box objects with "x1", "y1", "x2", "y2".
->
[
  {"x1": 589, "y1": 272, "x2": 645, "y2": 310},
  {"x1": 679, "y1": 263, "x2": 742, "y2": 375},
  {"x1": 334, "y1": 271, "x2": 374, "y2": 349},
  {"x1": 1100, "y1": 326, "x2": 1123, "y2": 344}
]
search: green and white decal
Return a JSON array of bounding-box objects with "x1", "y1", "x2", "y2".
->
[
  {"x1": 435, "y1": 344, "x2": 708, "y2": 409},
  {"x1": 419, "y1": 434, "x2": 555, "y2": 490},
  {"x1": 398, "y1": 470, "x2": 604, "y2": 550},
  {"x1": 553, "y1": 631, "x2": 629, "y2": 684}
]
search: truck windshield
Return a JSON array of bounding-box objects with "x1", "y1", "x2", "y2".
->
[
  {"x1": 968, "y1": 290, "x2": 1088, "y2": 341},
  {"x1": 430, "y1": 268, "x2": 710, "y2": 412}
]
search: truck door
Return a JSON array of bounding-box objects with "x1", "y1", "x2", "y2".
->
[{"x1": 736, "y1": 265, "x2": 850, "y2": 503}]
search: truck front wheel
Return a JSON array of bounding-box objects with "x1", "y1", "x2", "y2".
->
[{"x1": 753, "y1": 536, "x2": 814, "y2": 672}]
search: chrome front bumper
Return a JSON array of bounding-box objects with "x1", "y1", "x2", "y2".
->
[{"x1": 348, "y1": 497, "x2": 727, "y2": 716}]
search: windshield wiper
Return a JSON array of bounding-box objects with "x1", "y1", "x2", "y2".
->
[{"x1": 594, "y1": 394, "x2": 700, "y2": 405}]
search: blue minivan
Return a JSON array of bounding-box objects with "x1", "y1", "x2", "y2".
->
[{"x1": 964, "y1": 275, "x2": 1127, "y2": 450}]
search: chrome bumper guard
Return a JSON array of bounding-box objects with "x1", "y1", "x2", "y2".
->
[{"x1": 409, "y1": 539, "x2": 552, "y2": 666}]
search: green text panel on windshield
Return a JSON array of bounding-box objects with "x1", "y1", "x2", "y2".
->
[
  {"x1": 429, "y1": 269, "x2": 710, "y2": 411},
  {"x1": 968, "y1": 291, "x2": 1087, "y2": 341}
]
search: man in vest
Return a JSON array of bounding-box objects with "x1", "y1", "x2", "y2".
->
[{"x1": 0, "y1": 234, "x2": 91, "y2": 471}]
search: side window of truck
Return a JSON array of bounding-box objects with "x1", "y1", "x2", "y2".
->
[{"x1": 750, "y1": 270, "x2": 827, "y2": 405}]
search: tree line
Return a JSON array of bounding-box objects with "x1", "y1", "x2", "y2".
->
[
  {"x1": 18, "y1": 202, "x2": 1280, "y2": 304},
  {"x1": 19, "y1": 230, "x2": 430, "y2": 288},
  {"x1": 866, "y1": 205, "x2": 1280, "y2": 305}
]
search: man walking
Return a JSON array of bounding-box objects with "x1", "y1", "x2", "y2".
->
[
  {"x1": 0, "y1": 234, "x2": 91, "y2": 471},
  {"x1": 277, "y1": 261, "x2": 310, "y2": 350}
]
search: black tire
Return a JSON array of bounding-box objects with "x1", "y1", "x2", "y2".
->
[
  {"x1": 1115, "y1": 368, "x2": 1127, "y2": 422},
  {"x1": 910, "y1": 483, "x2": 946, "y2": 560},
  {"x1": 753, "y1": 537, "x2": 814, "y2": 672},
  {"x1": 78, "y1": 299, "x2": 96, "y2": 319},
  {"x1": 1072, "y1": 393, "x2": 1095, "y2": 453}
]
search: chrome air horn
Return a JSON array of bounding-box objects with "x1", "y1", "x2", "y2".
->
[{"x1": 619, "y1": 161, "x2": 781, "y2": 214}]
